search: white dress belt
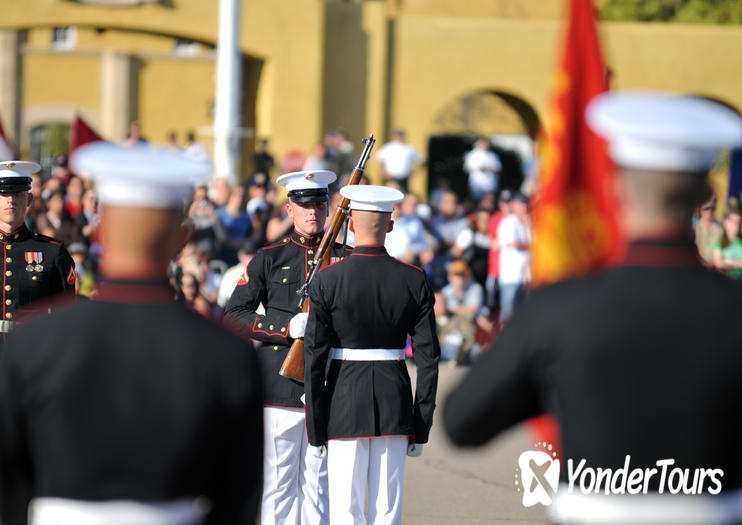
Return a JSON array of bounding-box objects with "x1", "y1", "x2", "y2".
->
[
  {"x1": 331, "y1": 348, "x2": 406, "y2": 361},
  {"x1": 30, "y1": 497, "x2": 206, "y2": 525},
  {"x1": 549, "y1": 485, "x2": 742, "y2": 524}
]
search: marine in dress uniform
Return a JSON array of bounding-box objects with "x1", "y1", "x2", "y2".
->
[
  {"x1": 444, "y1": 92, "x2": 742, "y2": 524},
  {"x1": 0, "y1": 161, "x2": 75, "y2": 338},
  {"x1": 304, "y1": 185, "x2": 440, "y2": 525},
  {"x1": 0, "y1": 143, "x2": 264, "y2": 525},
  {"x1": 224, "y1": 170, "x2": 347, "y2": 525}
]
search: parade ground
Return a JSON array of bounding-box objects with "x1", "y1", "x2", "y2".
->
[{"x1": 403, "y1": 365, "x2": 549, "y2": 525}]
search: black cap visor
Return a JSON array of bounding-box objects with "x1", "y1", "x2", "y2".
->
[
  {"x1": 0, "y1": 177, "x2": 31, "y2": 194},
  {"x1": 288, "y1": 188, "x2": 329, "y2": 204}
]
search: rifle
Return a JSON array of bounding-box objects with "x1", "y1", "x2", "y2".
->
[{"x1": 278, "y1": 133, "x2": 376, "y2": 381}]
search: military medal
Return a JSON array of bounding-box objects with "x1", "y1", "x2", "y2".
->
[
  {"x1": 24, "y1": 252, "x2": 34, "y2": 272},
  {"x1": 26, "y1": 252, "x2": 43, "y2": 272}
]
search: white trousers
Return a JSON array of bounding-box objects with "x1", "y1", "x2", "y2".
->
[
  {"x1": 262, "y1": 407, "x2": 329, "y2": 525},
  {"x1": 327, "y1": 436, "x2": 408, "y2": 525}
]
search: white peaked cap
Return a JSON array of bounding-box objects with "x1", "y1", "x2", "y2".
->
[
  {"x1": 340, "y1": 184, "x2": 404, "y2": 212},
  {"x1": 0, "y1": 161, "x2": 40, "y2": 179},
  {"x1": 71, "y1": 142, "x2": 212, "y2": 208},
  {"x1": 0, "y1": 161, "x2": 39, "y2": 193},
  {"x1": 276, "y1": 170, "x2": 336, "y2": 192},
  {"x1": 586, "y1": 90, "x2": 742, "y2": 173}
]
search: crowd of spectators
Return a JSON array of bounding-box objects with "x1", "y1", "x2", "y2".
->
[{"x1": 26, "y1": 130, "x2": 741, "y2": 367}]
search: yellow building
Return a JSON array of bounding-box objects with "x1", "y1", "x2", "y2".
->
[{"x1": 0, "y1": 0, "x2": 740, "y2": 196}]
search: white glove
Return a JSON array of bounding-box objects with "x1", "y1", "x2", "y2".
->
[
  {"x1": 289, "y1": 312, "x2": 309, "y2": 339},
  {"x1": 407, "y1": 443, "x2": 424, "y2": 457},
  {"x1": 309, "y1": 444, "x2": 327, "y2": 459}
]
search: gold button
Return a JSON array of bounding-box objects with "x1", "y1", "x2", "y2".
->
[
  {"x1": 283, "y1": 238, "x2": 288, "y2": 242},
  {"x1": 308, "y1": 250, "x2": 314, "y2": 255},
  {"x1": 4, "y1": 285, "x2": 9, "y2": 291},
  {"x1": 300, "y1": 236, "x2": 305, "y2": 242},
  {"x1": 280, "y1": 327, "x2": 286, "y2": 332},
  {"x1": 269, "y1": 324, "x2": 274, "y2": 330},
  {"x1": 282, "y1": 278, "x2": 287, "y2": 283},
  {"x1": 4, "y1": 300, "x2": 10, "y2": 306},
  {"x1": 5, "y1": 271, "x2": 10, "y2": 277},
  {"x1": 257, "y1": 323, "x2": 263, "y2": 328},
  {"x1": 273, "y1": 346, "x2": 279, "y2": 351},
  {"x1": 32, "y1": 276, "x2": 37, "y2": 281},
  {"x1": 4, "y1": 257, "x2": 10, "y2": 263},
  {"x1": 13, "y1": 234, "x2": 18, "y2": 239},
  {"x1": 4, "y1": 245, "x2": 10, "y2": 250},
  {"x1": 5, "y1": 312, "x2": 11, "y2": 319}
]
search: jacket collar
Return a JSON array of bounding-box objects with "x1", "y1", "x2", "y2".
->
[
  {"x1": 619, "y1": 236, "x2": 701, "y2": 268},
  {"x1": 290, "y1": 229, "x2": 322, "y2": 248},
  {"x1": 0, "y1": 224, "x2": 30, "y2": 244},
  {"x1": 351, "y1": 245, "x2": 388, "y2": 256},
  {"x1": 96, "y1": 279, "x2": 175, "y2": 305}
]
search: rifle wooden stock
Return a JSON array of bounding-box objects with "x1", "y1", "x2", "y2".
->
[{"x1": 279, "y1": 134, "x2": 375, "y2": 382}]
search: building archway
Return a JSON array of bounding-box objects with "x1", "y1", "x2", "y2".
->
[{"x1": 426, "y1": 89, "x2": 540, "y2": 204}]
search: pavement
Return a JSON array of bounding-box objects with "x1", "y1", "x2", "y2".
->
[{"x1": 402, "y1": 364, "x2": 549, "y2": 524}]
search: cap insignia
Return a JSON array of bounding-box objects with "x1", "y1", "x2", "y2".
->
[
  {"x1": 305, "y1": 173, "x2": 315, "y2": 180},
  {"x1": 6, "y1": 163, "x2": 15, "y2": 169}
]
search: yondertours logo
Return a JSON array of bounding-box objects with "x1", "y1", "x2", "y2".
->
[
  {"x1": 514, "y1": 443, "x2": 724, "y2": 507},
  {"x1": 515, "y1": 441, "x2": 560, "y2": 507}
]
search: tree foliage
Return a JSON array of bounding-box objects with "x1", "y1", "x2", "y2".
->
[{"x1": 600, "y1": 0, "x2": 742, "y2": 24}]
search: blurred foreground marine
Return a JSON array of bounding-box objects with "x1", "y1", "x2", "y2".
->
[
  {"x1": 304, "y1": 185, "x2": 440, "y2": 525},
  {"x1": 225, "y1": 170, "x2": 348, "y2": 525},
  {"x1": 0, "y1": 161, "x2": 74, "y2": 336},
  {"x1": 444, "y1": 91, "x2": 742, "y2": 524},
  {"x1": 0, "y1": 144, "x2": 263, "y2": 525}
]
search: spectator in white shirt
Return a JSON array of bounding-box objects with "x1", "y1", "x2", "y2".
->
[
  {"x1": 464, "y1": 138, "x2": 501, "y2": 200},
  {"x1": 376, "y1": 129, "x2": 424, "y2": 193},
  {"x1": 395, "y1": 193, "x2": 434, "y2": 261},
  {"x1": 496, "y1": 192, "x2": 531, "y2": 323}
]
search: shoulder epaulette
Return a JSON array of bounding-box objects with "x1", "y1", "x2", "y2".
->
[
  {"x1": 261, "y1": 237, "x2": 291, "y2": 251},
  {"x1": 32, "y1": 232, "x2": 62, "y2": 245}
]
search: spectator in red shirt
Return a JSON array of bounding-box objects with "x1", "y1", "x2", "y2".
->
[{"x1": 64, "y1": 175, "x2": 84, "y2": 219}]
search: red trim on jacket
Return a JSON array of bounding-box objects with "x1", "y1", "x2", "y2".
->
[
  {"x1": 392, "y1": 258, "x2": 424, "y2": 272},
  {"x1": 318, "y1": 257, "x2": 347, "y2": 273},
  {"x1": 2, "y1": 249, "x2": 6, "y2": 320},
  {"x1": 251, "y1": 317, "x2": 288, "y2": 338}
]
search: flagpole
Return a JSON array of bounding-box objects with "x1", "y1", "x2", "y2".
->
[{"x1": 213, "y1": 0, "x2": 242, "y2": 184}]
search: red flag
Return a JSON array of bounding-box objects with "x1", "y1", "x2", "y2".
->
[
  {"x1": 69, "y1": 114, "x2": 103, "y2": 157},
  {"x1": 530, "y1": 0, "x2": 624, "y2": 287},
  {"x1": 0, "y1": 117, "x2": 16, "y2": 160},
  {"x1": 527, "y1": 0, "x2": 625, "y2": 458}
]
